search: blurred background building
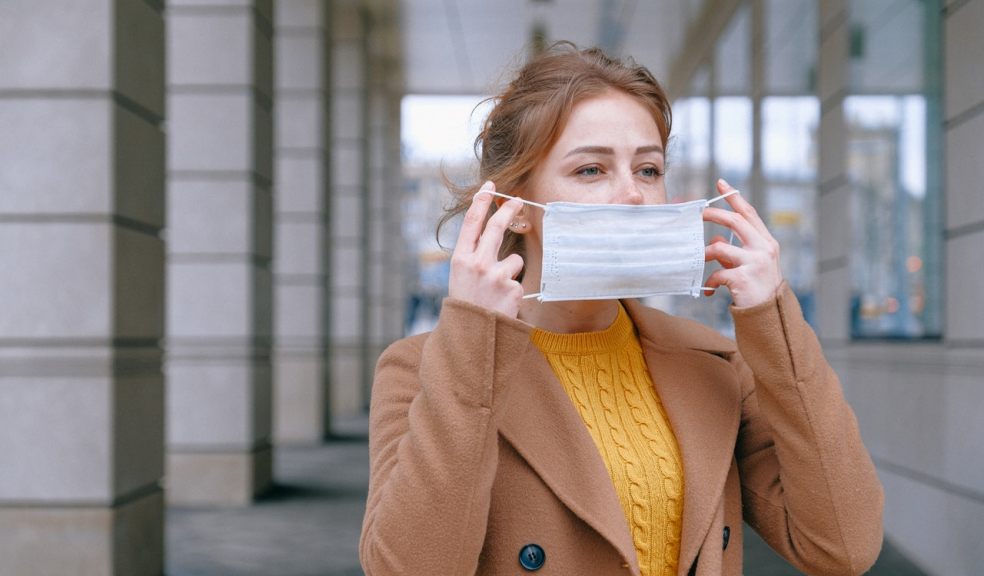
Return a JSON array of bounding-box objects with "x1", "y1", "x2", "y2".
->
[{"x1": 0, "y1": 0, "x2": 981, "y2": 574}]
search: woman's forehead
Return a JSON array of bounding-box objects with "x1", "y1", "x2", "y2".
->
[{"x1": 552, "y1": 92, "x2": 664, "y2": 153}]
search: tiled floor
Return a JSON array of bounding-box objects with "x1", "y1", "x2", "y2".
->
[{"x1": 167, "y1": 417, "x2": 926, "y2": 576}]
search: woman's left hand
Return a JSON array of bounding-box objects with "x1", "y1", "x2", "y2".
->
[{"x1": 701, "y1": 178, "x2": 784, "y2": 308}]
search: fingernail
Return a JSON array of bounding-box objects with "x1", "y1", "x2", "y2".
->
[
  {"x1": 718, "y1": 178, "x2": 729, "y2": 188},
  {"x1": 473, "y1": 183, "x2": 492, "y2": 201}
]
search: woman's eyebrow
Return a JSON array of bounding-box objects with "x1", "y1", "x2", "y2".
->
[
  {"x1": 563, "y1": 144, "x2": 664, "y2": 157},
  {"x1": 564, "y1": 145, "x2": 614, "y2": 157},
  {"x1": 634, "y1": 145, "x2": 664, "y2": 156}
]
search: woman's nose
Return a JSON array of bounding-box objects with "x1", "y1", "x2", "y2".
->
[{"x1": 614, "y1": 174, "x2": 644, "y2": 205}]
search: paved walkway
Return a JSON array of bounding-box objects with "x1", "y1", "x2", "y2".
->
[{"x1": 167, "y1": 418, "x2": 925, "y2": 576}]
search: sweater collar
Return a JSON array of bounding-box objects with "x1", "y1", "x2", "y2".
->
[{"x1": 529, "y1": 302, "x2": 636, "y2": 354}]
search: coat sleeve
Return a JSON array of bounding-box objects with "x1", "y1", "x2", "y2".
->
[
  {"x1": 730, "y1": 282, "x2": 884, "y2": 576},
  {"x1": 359, "y1": 297, "x2": 533, "y2": 576}
]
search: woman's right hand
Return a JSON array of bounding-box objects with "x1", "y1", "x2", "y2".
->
[{"x1": 448, "y1": 181, "x2": 526, "y2": 318}]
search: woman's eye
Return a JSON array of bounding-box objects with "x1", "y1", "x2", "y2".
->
[
  {"x1": 638, "y1": 166, "x2": 663, "y2": 178},
  {"x1": 577, "y1": 166, "x2": 601, "y2": 176}
]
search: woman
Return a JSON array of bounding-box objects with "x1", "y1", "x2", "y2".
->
[{"x1": 360, "y1": 45, "x2": 883, "y2": 576}]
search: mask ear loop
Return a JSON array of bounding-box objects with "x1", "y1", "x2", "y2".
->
[
  {"x1": 475, "y1": 190, "x2": 549, "y2": 301},
  {"x1": 705, "y1": 189, "x2": 739, "y2": 205},
  {"x1": 701, "y1": 189, "x2": 741, "y2": 293},
  {"x1": 477, "y1": 189, "x2": 548, "y2": 210}
]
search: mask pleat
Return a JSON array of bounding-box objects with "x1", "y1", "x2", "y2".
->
[{"x1": 538, "y1": 200, "x2": 709, "y2": 301}]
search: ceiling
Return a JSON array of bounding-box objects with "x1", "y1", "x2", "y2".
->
[{"x1": 399, "y1": 0, "x2": 709, "y2": 95}]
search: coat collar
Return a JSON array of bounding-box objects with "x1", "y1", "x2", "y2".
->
[{"x1": 498, "y1": 300, "x2": 741, "y2": 575}]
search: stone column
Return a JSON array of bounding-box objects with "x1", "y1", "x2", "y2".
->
[
  {"x1": 943, "y1": 0, "x2": 984, "y2": 346},
  {"x1": 165, "y1": 0, "x2": 274, "y2": 505},
  {"x1": 815, "y1": 0, "x2": 851, "y2": 342},
  {"x1": 366, "y1": 43, "x2": 406, "y2": 402},
  {"x1": 329, "y1": 0, "x2": 369, "y2": 419},
  {"x1": 0, "y1": 1, "x2": 166, "y2": 573},
  {"x1": 272, "y1": 0, "x2": 332, "y2": 444},
  {"x1": 749, "y1": 0, "x2": 765, "y2": 209},
  {"x1": 381, "y1": 70, "x2": 407, "y2": 367}
]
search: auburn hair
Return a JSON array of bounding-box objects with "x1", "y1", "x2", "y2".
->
[{"x1": 437, "y1": 42, "x2": 673, "y2": 275}]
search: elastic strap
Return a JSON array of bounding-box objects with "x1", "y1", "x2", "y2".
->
[
  {"x1": 705, "y1": 189, "x2": 740, "y2": 205},
  {"x1": 476, "y1": 189, "x2": 548, "y2": 210},
  {"x1": 478, "y1": 188, "x2": 738, "y2": 209}
]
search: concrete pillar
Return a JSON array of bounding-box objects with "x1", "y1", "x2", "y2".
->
[
  {"x1": 0, "y1": 1, "x2": 166, "y2": 573},
  {"x1": 815, "y1": 0, "x2": 851, "y2": 342},
  {"x1": 272, "y1": 0, "x2": 332, "y2": 444},
  {"x1": 165, "y1": 0, "x2": 275, "y2": 505},
  {"x1": 330, "y1": 0, "x2": 369, "y2": 418},
  {"x1": 366, "y1": 45, "x2": 406, "y2": 403},
  {"x1": 381, "y1": 70, "x2": 407, "y2": 367},
  {"x1": 749, "y1": 0, "x2": 765, "y2": 209},
  {"x1": 943, "y1": 0, "x2": 984, "y2": 346}
]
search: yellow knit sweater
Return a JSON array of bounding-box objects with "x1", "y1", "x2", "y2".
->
[{"x1": 531, "y1": 303, "x2": 684, "y2": 576}]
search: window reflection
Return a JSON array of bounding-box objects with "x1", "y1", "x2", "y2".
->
[
  {"x1": 845, "y1": 0, "x2": 941, "y2": 339},
  {"x1": 763, "y1": 97, "x2": 819, "y2": 325},
  {"x1": 714, "y1": 97, "x2": 752, "y2": 191},
  {"x1": 661, "y1": 66, "x2": 730, "y2": 335},
  {"x1": 846, "y1": 96, "x2": 938, "y2": 338},
  {"x1": 667, "y1": 96, "x2": 711, "y2": 204}
]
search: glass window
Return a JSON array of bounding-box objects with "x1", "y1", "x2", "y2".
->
[
  {"x1": 400, "y1": 95, "x2": 489, "y2": 335},
  {"x1": 659, "y1": 66, "x2": 728, "y2": 333},
  {"x1": 846, "y1": 0, "x2": 942, "y2": 339},
  {"x1": 762, "y1": 0, "x2": 819, "y2": 325},
  {"x1": 763, "y1": 97, "x2": 819, "y2": 324},
  {"x1": 765, "y1": 0, "x2": 817, "y2": 95},
  {"x1": 713, "y1": 97, "x2": 752, "y2": 191},
  {"x1": 666, "y1": 95, "x2": 711, "y2": 203},
  {"x1": 667, "y1": 65, "x2": 712, "y2": 204},
  {"x1": 715, "y1": 4, "x2": 751, "y2": 96}
]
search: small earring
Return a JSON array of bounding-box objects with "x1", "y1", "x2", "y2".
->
[{"x1": 509, "y1": 222, "x2": 527, "y2": 230}]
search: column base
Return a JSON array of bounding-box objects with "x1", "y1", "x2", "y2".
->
[
  {"x1": 330, "y1": 345, "x2": 365, "y2": 419},
  {"x1": 273, "y1": 353, "x2": 328, "y2": 445},
  {"x1": 165, "y1": 445, "x2": 272, "y2": 506},
  {"x1": 0, "y1": 491, "x2": 164, "y2": 576}
]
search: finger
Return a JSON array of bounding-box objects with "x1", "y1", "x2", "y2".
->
[
  {"x1": 703, "y1": 268, "x2": 736, "y2": 297},
  {"x1": 455, "y1": 181, "x2": 496, "y2": 255},
  {"x1": 704, "y1": 240, "x2": 744, "y2": 269},
  {"x1": 703, "y1": 206, "x2": 763, "y2": 248},
  {"x1": 496, "y1": 253, "x2": 525, "y2": 280},
  {"x1": 476, "y1": 195, "x2": 523, "y2": 257},
  {"x1": 716, "y1": 179, "x2": 771, "y2": 238}
]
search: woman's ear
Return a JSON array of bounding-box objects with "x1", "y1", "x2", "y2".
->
[
  {"x1": 507, "y1": 205, "x2": 531, "y2": 234},
  {"x1": 500, "y1": 186, "x2": 532, "y2": 234}
]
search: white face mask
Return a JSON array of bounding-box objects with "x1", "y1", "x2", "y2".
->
[{"x1": 484, "y1": 190, "x2": 737, "y2": 302}]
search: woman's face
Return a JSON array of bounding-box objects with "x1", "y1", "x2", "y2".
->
[{"x1": 524, "y1": 90, "x2": 667, "y2": 207}]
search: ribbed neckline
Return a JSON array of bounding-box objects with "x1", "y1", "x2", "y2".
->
[{"x1": 531, "y1": 303, "x2": 636, "y2": 354}]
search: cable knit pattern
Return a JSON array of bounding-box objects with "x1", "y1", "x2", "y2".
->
[{"x1": 531, "y1": 303, "x2": 684, "y2": 576}]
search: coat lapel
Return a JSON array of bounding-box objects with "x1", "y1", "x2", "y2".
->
[
  {"x1": 498, "y1": 300, "x2": 741, "y2": 576},
  {"x1": 622, "y1": 299, "x2": 741, "y2": 575},
  {"x1": 498, "y1": 344, "x2": 640, "y2": 574}
]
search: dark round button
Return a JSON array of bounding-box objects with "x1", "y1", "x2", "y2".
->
[
  {"x1": 722, "y1": 526, "x2": 731, "y2": 550},
  {"x1": 519, "y1": 543, "x2": 546, "y2": 571}
]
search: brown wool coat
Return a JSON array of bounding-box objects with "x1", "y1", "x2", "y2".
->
[{"x1": 360, "y1": 283, "x2": 884, "y2": 576}]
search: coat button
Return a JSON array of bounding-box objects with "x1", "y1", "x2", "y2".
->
[
  {"x1": 722, "y1": 526, "x2": 731, "y2": 550},
  {"x1": 519, "y1": 544, "x2": 546, "y2": 571}
]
